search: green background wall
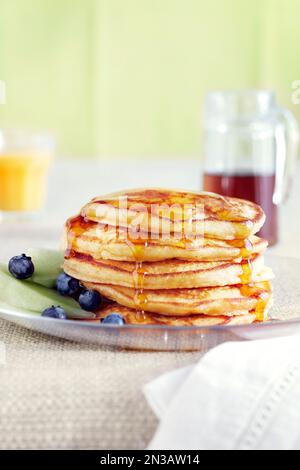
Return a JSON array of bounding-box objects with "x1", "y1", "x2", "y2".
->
[{"x1": 0, "y1": 0, "x2": 299, "y2": 158}]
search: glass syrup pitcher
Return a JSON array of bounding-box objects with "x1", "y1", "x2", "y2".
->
[{"x1": 202, "y1": 90, "x2": 299, "y2": 245}]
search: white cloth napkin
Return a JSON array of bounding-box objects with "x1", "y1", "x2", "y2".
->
[{"x1": 144, "y1": 337, "x2": 300, "y2": 450}]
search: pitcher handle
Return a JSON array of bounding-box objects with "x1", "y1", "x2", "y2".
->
[{"x1": 273, "y1": 108, "x2": 299, "y2": 205}]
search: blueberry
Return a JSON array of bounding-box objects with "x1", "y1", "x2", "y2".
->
[
  {"x1": 79, "y1": 289, "x2": 102, "y2": 311},
  {"x1": 56, "y1": 272, "x2": 81, "y2": 297},
  {"x1": 101, "y1": 314, "x2": 125, "y2": 325},
  {"x1": 8, "y1": 254, "x2": 34, "y2": 280},
  {"x1": 42, "y1": 305, "x2": 67, "y2": 319}
]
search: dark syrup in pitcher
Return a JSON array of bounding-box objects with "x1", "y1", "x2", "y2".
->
[{"x1": 203, "y1": 173, "x2": 277, "y2": 245}]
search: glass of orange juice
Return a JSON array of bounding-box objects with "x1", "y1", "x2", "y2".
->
[{"x1": 0, "y1": 129, "x2": 54, "y2": 217}]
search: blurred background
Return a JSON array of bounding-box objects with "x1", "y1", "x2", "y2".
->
[{"x1": 1, "y1": 0, "x2": 300, "y2": 159}]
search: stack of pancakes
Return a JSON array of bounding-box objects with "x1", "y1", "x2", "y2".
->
[{"x1": 63, "y1": 189, "x2": 274, "y2": 326}]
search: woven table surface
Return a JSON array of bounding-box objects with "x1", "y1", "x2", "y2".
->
[{"x1": 0, "y1": 319, "x2": 200, "y2": 449}]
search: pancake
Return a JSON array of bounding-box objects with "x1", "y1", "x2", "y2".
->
[
  {"x1": 63, "y1": 187, "x2": 274, "y2": 325},
  {"x1": 65, "y1": 215, "x2": 268, "y2": 262},
  {"x1": 87, "y1": 303, "x2": 257, "y2": 326},
  {"x1": 82, "y1": 281, "x2": 273, "y2": 319},
  {"x1": 64, "y1": 252, "x2": 274, "y2": 290},
  {"x1": 81, "y1": 188, "x2": 265, "y2": 240}
]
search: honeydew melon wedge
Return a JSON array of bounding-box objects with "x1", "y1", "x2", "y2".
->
[
  {"x1": 0, "y1": 265, "x2": 94, "y2": 320},
  {"x1": 27, "y1": 248, "x2": 64, "y2": 288}
]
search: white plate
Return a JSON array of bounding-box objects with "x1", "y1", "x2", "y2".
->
[{"x1": 0, "y1": 255, "x2": 299, "y2": 351}]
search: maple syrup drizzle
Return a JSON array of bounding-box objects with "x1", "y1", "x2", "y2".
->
[
  {"x1": 240, "y1": 259, "x2": 253, "y2": 284},
  {"x1": 238, "y1": 238, "x2": 267, "y2": 319},
  {"x1": 65, "y1": 215, "x2": 93, "y2": 257},
  {"x1": 240, "y1": 284, "x2": 269, "y2": 321},
  {"x1": 216, "y1": 209, "x2": 232, "y2": 220},
  {"x1": 254, "y1": 291, "x2": 268, "y2": 321},
  {"x1": 240, "y1": 238, "x2": 254, "y2": 259},
  {"x1": 227, "y1": 237, "x2": 254, "y2": 259},
  {"x1": 127, "y1": 242, "x2": 149, "y2": 320}
]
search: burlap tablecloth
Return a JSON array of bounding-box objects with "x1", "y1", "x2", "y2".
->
[{"x1": 0, "y1": 318, "x2": 201, "y2": 450}]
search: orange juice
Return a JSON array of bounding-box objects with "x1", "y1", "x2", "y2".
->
[
  {"x1": 0, "y1": 151, "x2": 52, "y2": 212},
  {"x1": 0, "y1": 130, "x2": 54, "y2": 213}
]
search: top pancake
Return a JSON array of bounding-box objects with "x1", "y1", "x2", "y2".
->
[{"x1": 81, "y1": 188, "x2": 265, "y2": 241}]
